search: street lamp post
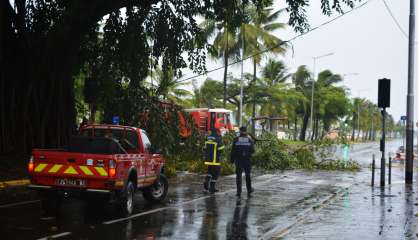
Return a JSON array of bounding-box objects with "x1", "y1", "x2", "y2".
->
[
  {"x1": 239, "y1": 25, "x2": 245, "y2": 127},
  {"x1": 310, "y1": 52, "x2": 334, "y2": 140}
]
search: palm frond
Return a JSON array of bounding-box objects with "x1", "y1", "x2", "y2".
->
[
  {"x1": 266, "y1": 8, "x2": 287, "y2": 22},
  {"x1": 264, "y1": 22, "x2": 286, "y2": 31}
]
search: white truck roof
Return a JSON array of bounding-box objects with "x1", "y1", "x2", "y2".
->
[{"x1": 184, "y1": 108, "x2": 232, "y2": 113}]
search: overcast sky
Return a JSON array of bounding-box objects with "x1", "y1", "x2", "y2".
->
[{"x1": 182, "y1": 0, "x2": 414, "y2": 122}]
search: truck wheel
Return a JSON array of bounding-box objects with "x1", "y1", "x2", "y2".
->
[
  {"x1": 142, "y1": 174, "x2": 168, "y2": 203},
  {"x1": 119, "y1": 180, "x2": 135, "y2": 216},
  {"x1": 39, "y1": 191, "x2": 61, "y2": 216}
]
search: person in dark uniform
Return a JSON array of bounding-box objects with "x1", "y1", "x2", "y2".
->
[
  {"x1": 203, "y1": 129, "x2": 224, "y2": 193},
  {"x1": 230, "y1": 126, "x2": 255, "y2": 197},
  {"x1": 79, "y1": 117, "x2": 88, "y2": 130}
]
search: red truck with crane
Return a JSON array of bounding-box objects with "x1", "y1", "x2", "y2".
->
[
  {"x1": 28, "y1": 124, "x2": 167, "y2": 216},
  {"x1": 181, "y1": 108, "x2": 236, "y2": 137}
]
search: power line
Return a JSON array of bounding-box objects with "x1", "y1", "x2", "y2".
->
[
  {"x1": 381, "y1": 0, "x2": 408, "y2": 38},
  {"x1": 177, "y1": 0, "x2": 373, "y2": 84}
]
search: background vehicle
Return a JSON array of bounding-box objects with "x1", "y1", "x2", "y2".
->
[
  {"x1": 184, "y1": 108, "x2": 235, "y2": 136},
  {"x1": 28, "y1": 124, "x2": 168, "y2": 216},
  {"x1": 150, "y1": 102, "x2": 236, "y2": 138},
  {"x1": 395, "y1": 145, "x2": 418, "y2": 161}
]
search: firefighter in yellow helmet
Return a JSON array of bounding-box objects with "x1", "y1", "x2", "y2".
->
[{"x1": 203, "y1": 128, "x2": 224, "y2": 193}]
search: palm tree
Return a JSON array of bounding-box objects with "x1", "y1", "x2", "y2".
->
[
  {"x1": 351, "y1": 97, "x2": 364, "y2": 141},
  {"x1": 239, "y1": 5, "x2": 287, "y2": 131},
  {"x1": 153, "y1": 67, "x2": 192, "y2": 104},
  {"x1": 262, "y1": 59, "x2": 291, "y2": 85},
  {"x1": 312, "y1": 70, "x2": 345, "y2": 140},
  {"x1": 292, "y1": 65, "x2": 311, "y2": 141},
  {"x1": 200, "y1": 17, "x2": 239, "y2": 108},
  {"x1": 255, "y1": 59, "x2": 292, "y2": 131}
]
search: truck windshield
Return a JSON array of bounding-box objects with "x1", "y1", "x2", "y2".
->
[
  {"x1": 81, "y1": 128, "x2": 138, "y2": 150},
  {"x1": 82, "y1": 128, "x2": 123, "y2": 140},
  {"x1": 228, "y1": 112, "x2": 237, "y2": 126}
]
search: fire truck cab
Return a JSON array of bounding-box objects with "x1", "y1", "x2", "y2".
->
[{"x1": 185, "y1": 108, "x2": 236, "y2": 135}]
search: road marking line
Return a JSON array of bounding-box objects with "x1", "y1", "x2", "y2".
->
[
  {"x1": 103, "y1": 178, "x2": 272, "y2": 225},
  {"x1": 260, "y1": 187, "x2": 350, "y2": 240},
  {"x1": 103, "y1": 207, "x2": 172, "y2": 224},
  {"x1": 37, "y1": 232, "x2": 72, "y2": 240},
  {"x1": 0, "y1": 200, "x2": 40, "y2": 209}
]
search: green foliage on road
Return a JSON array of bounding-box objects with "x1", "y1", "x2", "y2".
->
[
  {"x1": 252, "y1": 133, "x2": 300, "y2": 170},
  {"x1": 317, "y1": 159, "x2": 361, "y2": 171},
  {"x1": 185, "y1": 131, "x2": 361, "y2": 175},
  {"x1": 250, "y1": 132, "x2": 360, "y2": 171}
]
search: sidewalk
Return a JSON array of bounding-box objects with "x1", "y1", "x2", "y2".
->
[
  {"x1": 0, "y1": 179, "x2": 30, "y2": 189},
  {"x1": 283, "y1": 167, "x2": 418, "y2": 239}
]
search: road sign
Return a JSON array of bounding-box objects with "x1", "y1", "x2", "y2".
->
[
  {"x1": 342, "y1": 144, "x2": 349, "y2": 163},
  {"x1": 112, "y1": 116, "x2": 120, "y2": 125},
  {"x1": 401, "y1": 115, "x2": 407, "y2": 121}
]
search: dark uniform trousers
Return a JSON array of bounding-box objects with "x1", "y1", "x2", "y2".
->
[
  {"x1": 231, "y1": 135, "x2": 254, "y2": 195},
  {"x1": 235, "y1": 160, "x2": 251, "y2": 195},
  {"x1": 205, "y1": 165, "x2": 221, "y2": 191}
]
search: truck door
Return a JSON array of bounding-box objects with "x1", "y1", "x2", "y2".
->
[
  {"x1": 123, "y1": 129, "x2": 145, "y2": 178},
  {"x1": 209, "y1": 112, "x2": 216, "y2": 132},
  {"x1": 139, "y1": 130, "x2": 157, "y2": 185}
]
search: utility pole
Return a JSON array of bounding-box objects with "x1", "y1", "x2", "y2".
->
[
  {"x1": 381, "y1": 109, "x2": 386, "y2": 187},
  {"x1": 406, "y1": 0, "x2": 415, "y2": 184},
  {"x1": 378, "y1": 78, "x2": 390, "y2": 187},
  {"x1": 357, "y1": 103, "x2": 360, "y2": 140},
  {"x1": 239, "y1": 5, "x2": 245, "y2": 127}
]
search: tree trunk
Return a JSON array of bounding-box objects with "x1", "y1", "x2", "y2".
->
[
  {"x1": 0, "y1": 1, "x2": 117, "y2": 155},
  {"x1": 90, "y1": 104, "x2": 97, "y2": 123},
  {"x1": 251, "y1": 60, "x2": 256, "y2": 134},
  {"x1": 351, "y1": 112, "x2": 356, "y2": 142},
  {"x1": 294, "y1": 116, "x2": 298, "y2": 140},
  {"x1": 223, "y1": 25, "x2": 229, "y2": 108},
  {"x1": 300, "y1": 113, "x2": 309, "y2": 141}
]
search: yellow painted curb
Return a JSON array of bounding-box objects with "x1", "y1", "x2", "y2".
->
[{"x1": 0, "y1": 179, "x2": 30, "y2": 189}]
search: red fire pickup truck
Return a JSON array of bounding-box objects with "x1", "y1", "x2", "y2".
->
[{"x1": 28, "y1": 124, "x2": 168, "y2": 216}]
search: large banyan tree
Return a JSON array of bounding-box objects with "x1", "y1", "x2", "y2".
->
[{"x1": 0, "y1": 0, "x2": 359, "y2": 155}]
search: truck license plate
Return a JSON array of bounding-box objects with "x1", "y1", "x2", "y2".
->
[{"x1": 56, "y1": 178, "x2": 85, "y2": 187}]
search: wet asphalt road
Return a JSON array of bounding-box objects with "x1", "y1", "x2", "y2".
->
[
  {"x1": 0, "y1": 140, "x2": 404, "y2": 240},
  {"x1": 0, "y1": 171, "x2": 355, "y2": 240}
]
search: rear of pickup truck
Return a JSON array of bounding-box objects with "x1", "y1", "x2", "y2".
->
[
  {"x1": 28, "y1": 150, "x2": 119, "y2": 193},
  {"x1": 28, "y1": 136, "x2": 126, "y2": 193},
  {"x1": 27, "y1": 136, "x2": 134, "y2": 215}
]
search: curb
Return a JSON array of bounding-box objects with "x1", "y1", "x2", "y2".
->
[
  {"x1": 260, "y1": 186, "x2": 350, "y2": 240},
  {"x1": 0, "y1": 179, "x2": 30, "y2": 189}
]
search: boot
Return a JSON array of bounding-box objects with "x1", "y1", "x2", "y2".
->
[
  {"x1": 209, "y1": 180, "x2": 218, "y2": 193},
  {"x1": 203, "y1": 175, "x2": 211, "y2": 191}
]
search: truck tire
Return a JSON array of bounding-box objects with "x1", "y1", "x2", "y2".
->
[
  {"x1": 118, "y1": 180, "x2": 135, "y2": 216},
  {"x1": 39, "y1": 191, "x2": 61, "y2": 216},
  {"x1": 142, "y1": 174, "x2": 168, "y2": 203}
]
